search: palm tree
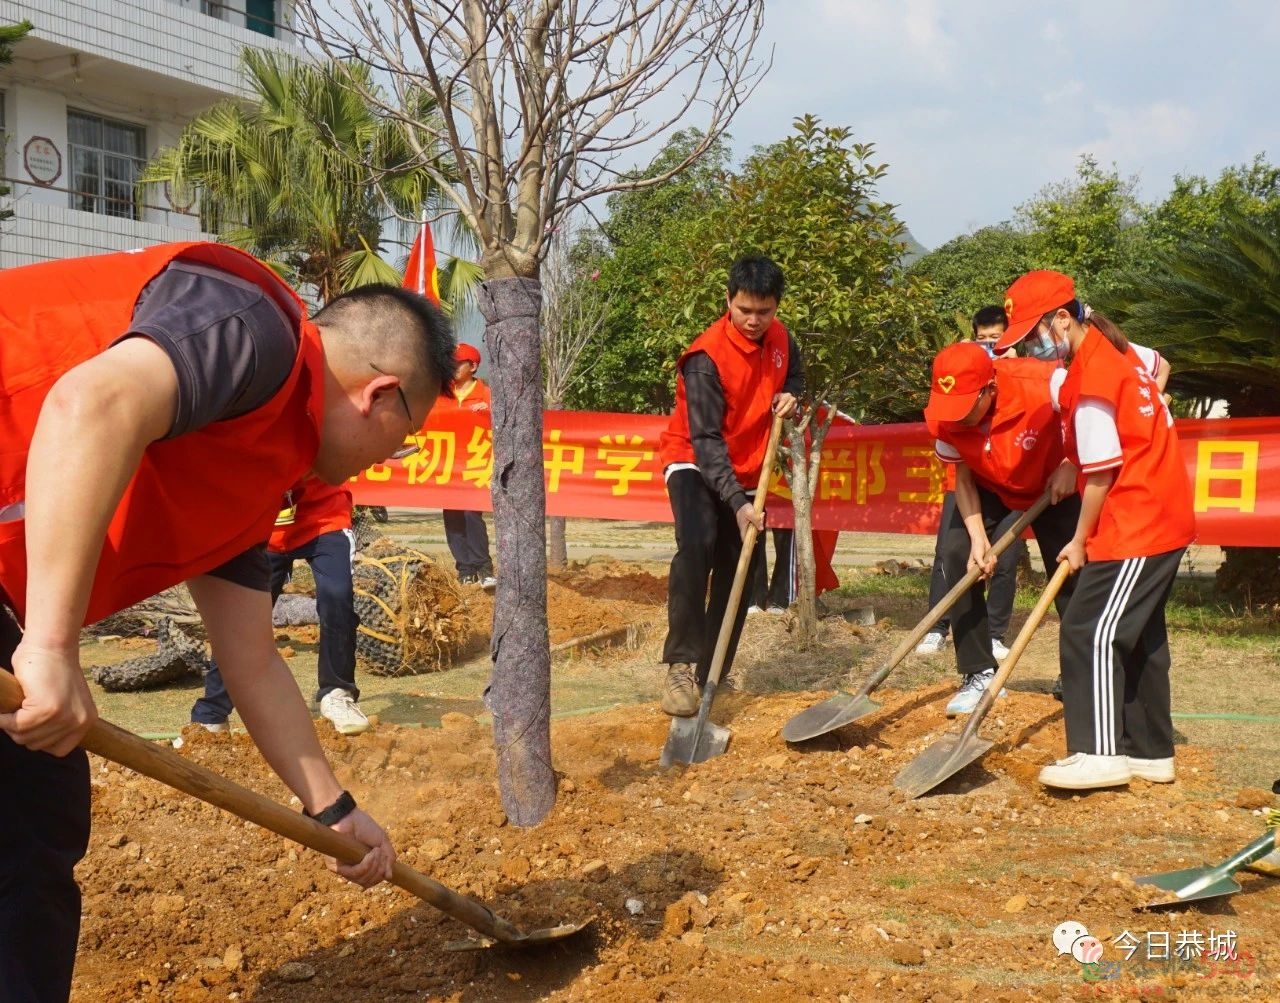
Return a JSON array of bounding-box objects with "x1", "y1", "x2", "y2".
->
[
  {"x1": 141, "y1": 49, "x2": 454, "y2": 302},
  {"x1": 1108, "y1": 211, "x2": 1280, "y2": 604}
]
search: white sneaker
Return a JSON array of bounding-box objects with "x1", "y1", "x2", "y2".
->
[
  {"x1": 1127, "y1": 756, "x2": 1176, "y2": 783},
  {"x1": 747, "y1": 605, "x2": 764, "y2": 615},
  {"x1": 480, "y1": 575, "x2": 497, "y2": 590},
  {"x1": 945, "y1": 668, "x2": 1005, "y2": 716},
  {"x1": 991, "y1": 638, "x2": 1011, "y2": 661},
  {"x1": 1039, "y1": 752, "x2": 1132, "y2": 790},
  {"x1": 766, "y1": 605, "x2": 787, "y2": 615},
  {"x1": 198, "y1": 721, "x2": 229, "y2": 734},
  {"x1": 915, "y1": 630, "x2": 947, "y2": 655},
  {"x1": 319, "y1": 691, "x2": 371, "y2": 735}
]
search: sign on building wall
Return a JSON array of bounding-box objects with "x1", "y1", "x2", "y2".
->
[{"x1": 23, "y1": 136, "x2": 61, "y2": 185}]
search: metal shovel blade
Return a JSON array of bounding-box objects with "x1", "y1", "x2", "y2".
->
[
  {"x1": 1135, "y1": 829, "x2": 1280, "y2": 908},
  {"x1": 894, "y1": 732, "x2": 994, "y2": 799},
  {"x1": 446, "y1": 916, "x2": 596, "y2": 951},
  {"x1": 1134, "y1": 867, "x2": 1242, "y2": 908},
  {"x1": 659, "y1": 714, "x2": 731, "y2": 768},
  {"x1": 781, "y1": 690, "x2": 880, "y2": 743}
]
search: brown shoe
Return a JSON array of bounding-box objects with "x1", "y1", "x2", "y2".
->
[{"x1": 661, "y1": 663, "x2": 699, "y2": 717}]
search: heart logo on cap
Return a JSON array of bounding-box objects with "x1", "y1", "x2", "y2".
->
[
  {"x1": 937, "y1": 375, "x2": 956, "y2": 394},
  {"x1": 1004, "y1": 295, "x2": 1014, "y2": 316}
]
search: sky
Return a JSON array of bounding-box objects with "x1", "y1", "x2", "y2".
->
[{"x1": 735, "y1": 0, "x2": 1280, "y2": 250}]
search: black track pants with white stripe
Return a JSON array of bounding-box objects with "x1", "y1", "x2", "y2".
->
[{"x1": 1059, "y1": 547, "x2": 1185, "y2": 759}]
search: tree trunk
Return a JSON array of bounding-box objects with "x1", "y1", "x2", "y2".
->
[
  {"x1": 548, "y1": 516, "x2": 568, "y2": 569},
  {"x1": 789, "y1": 430, "x2": 818, "y2": 648},
  {"x1": 477, "y1": 276, "x2": 555, "y2": 826}
]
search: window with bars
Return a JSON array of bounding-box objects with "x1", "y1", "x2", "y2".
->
[{"x1": 67, "y1": 110, "x2": 145, "y2": 220}]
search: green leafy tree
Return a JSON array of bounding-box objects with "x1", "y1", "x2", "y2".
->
[
  {"x1": 1016, "y1": 154, "x2": 1144, "y2": 296},
  {"x1": 141, "y1": 50, "x2": 450, "y2": 302},
  {"x1": 571, "y1": 130, "x2": 732, "y2": 414},
  {"x1": 1144, "y1": 155, "x2": 1280, "y2": 250},
  {"x1": 909, "y1": 224, "x2": 1036, "y2": 333},
  {"x1": 1106, "y1": 211, "x2": 1280, "y2": 606},
  {"x1": 0, "y1": 20, "x2": 33, "y2": 228}
]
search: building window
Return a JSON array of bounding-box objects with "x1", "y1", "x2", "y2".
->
[
  {"x1": 67, "y1": 110, "x2": 145, "y2": 220},
  {"x1": 246, "y1": 0, "x2": 277, "y2": 37}
]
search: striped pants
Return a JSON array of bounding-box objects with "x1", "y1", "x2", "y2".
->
[{"x1": 1060, "y1": 548, "x2": 1185, "y2": 759}]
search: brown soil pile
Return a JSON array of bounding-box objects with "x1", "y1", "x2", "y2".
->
[{"x1": 72, "y1": 684, "x2": 1279, "y2": 1002}]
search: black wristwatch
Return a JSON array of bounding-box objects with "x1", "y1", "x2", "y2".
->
[{"x1": 304, "y1": 790, "x2": 357, "y2": 826}]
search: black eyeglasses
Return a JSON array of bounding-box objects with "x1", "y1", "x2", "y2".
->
[
  {"x1": 370, "y1": 363, "x2": 420, "y2": 460},
  {"x1": 370, "y1": 363, "x2": 413, "y2": 423}
]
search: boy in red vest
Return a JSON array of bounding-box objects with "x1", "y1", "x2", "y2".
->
[
  {"x1": 0, "y1": 243, "x2": 454, "y2": 1003},
  {"x1": 657, "y1": 255, "x2": 803, "y2": 716},
  {"x1": 191, "y1": 477, "x2": 369, "y2": 736}
]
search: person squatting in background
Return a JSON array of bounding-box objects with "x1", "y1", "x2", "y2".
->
[
  {"x1": 658, "y1": 255, "x2": 803, "y2": 716},
  {"x1": 917, "y1": 305, "x2": 1026, "y2": 662},
  {"x1": 191, "y1": 476, "x2": 370, "y2": 736},
  {"x1": 995, "y1": 270, "x2": 1193, "y2": 792}
]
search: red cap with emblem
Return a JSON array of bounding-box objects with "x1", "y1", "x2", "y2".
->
[
  {"x1": 995, "y1": 270, "x2": 1076, "y2": 352},
  {"x1": 923, "y1": 341, "x2": 995, "y2": 424}
]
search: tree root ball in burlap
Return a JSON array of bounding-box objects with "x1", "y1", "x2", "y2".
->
[
  {"x1": 92, "y1": 619, "x2": 208, "y2": 693},
  {"x1": 352, "y1": 538, "x2": 471, "y2": 676}
]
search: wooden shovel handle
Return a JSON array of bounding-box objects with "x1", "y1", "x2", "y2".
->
[
  {"x1": 958, "y1": 559, "x2": 1074, "y2": 741},
  {"x1": 0, "y1": 669, "x2": 523, "y2": 942},
  {"x1": 703, "y1": 412, "x2": 786, "y2": 691}
]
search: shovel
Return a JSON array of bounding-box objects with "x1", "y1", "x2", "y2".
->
[
  {"x1": 1134, "y1": 828, "x2": 1280, "y2": 908},
  {"x1": 782, "y1": 492, "x2": 1051, "y2": 743},
  {"x1": 659, "y1": 413, "x2": 785, "y2": 768},
  {"x1": 894, "y1": 559, "x2": 1072, "y2": 798},
  {"x1": 0, "y1": 670, "x2": 590, "y2": 948}
]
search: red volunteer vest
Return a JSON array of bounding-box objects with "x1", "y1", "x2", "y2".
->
[
  {"x1": 927, "y1": 357, "x2": 1064, "y2": 510},
  {"x1": 0, "y1": 242, "x2": 324, "y2": 625},
  {"x1": 1059, "y1": 326, "x2": 1195, "y2": 560},
  {"x1": 270, "y1": 478, "x2": 352, "y2": 554},
  {"x1": 430, "y1": 377, "x2": 492, "y2": 416},
  {"x1": 659, "y1": 314, "x2": 789, "y2": 485}
]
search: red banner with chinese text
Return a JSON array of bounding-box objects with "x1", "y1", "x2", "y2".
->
[{"x1": 349, "y1": 412, "x2": 1280, "y2": 547}]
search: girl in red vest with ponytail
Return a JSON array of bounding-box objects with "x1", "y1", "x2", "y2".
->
[{"x1": 995, "y1": 270, "x2": 1193, "y2": 792}]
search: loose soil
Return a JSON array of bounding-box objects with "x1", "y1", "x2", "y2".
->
[{"x1": 70, "y1": 559, "x2": 1279, "y2": 1002}]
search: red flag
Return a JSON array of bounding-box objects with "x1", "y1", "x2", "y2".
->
[{"x1": 404, "y1": 217, "x2": 441, "y2": 305}]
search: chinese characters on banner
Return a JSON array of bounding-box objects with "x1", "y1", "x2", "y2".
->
[{"x1": 349, "y1": 412, "x2": 1280, "y2": 548}]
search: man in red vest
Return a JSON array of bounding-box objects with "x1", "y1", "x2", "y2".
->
[
  {"x1": 0, "y1": 242, "x2": 454, "y2": 1003},
  {"x1": 657, "y1": 255, "x2": 803, "y2": 716}
]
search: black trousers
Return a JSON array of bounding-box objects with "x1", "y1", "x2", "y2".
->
[
  {"x1": 1060, "y1": 547, "x2": 1184, "y2": 759},
  {"x1": 662, "y1": 469, "x2": 763, "y2": 687},
  {"x1": 1, "y1": 607, "x2": 90, "y2": 1003},
  {"x1": 927, "y1": 491, "x2": 1025, "y2": 640},
  {"x1": 193, "y1": 528, "x2": 359, "y2": 723},
  {"x1": 748, "y1": 528, "x2": 795, "y2": 610},
  {"x1": 443, "y1": 510, "x2": 493, "y2": 579},
  {"x1": 941, "y1": 486, "x2": 1080, "y2": 676}
]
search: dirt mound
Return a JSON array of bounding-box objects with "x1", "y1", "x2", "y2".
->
[{"x1": 72, "y1": 685, "x2": 1278, "y2": 1002}]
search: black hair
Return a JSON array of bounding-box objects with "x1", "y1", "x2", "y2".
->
[
  {"x1": 1045, "y1": 299, "x2": 1129, "y2": 355},
  {"x1": 727, "y1": 255, "x2": 785, "y2": 303},
  {"x1": 971, "y1": 304, "x2": 1008, "y2": 334},
  {"x1": 315, "y1": 284, "x2": 456, "y2": 398}
]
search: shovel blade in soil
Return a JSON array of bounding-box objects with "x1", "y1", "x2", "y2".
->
[
  {"x1": 1134, "y1": 867, "x2": 1242, "y2": 908},
  {"x1": 659, "y1": 716, "x2": 730, "y2": 767},
  {"x1": 781, "y1": 691, "x2": 880, "y2": 743},
  {"x1": 445, "y1": 916, "x2": 596, "y2": 951},
  {"x1": 894, "y1": 732, "x2": 994, "y2": 799}
]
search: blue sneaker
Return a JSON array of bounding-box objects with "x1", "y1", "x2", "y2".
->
[{"x1": 945, "y1": 668, "x2": 1005, "y2": 717}]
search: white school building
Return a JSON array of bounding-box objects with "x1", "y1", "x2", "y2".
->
[{"x1": 0, "y1": 0, "x2": 299, "y2": 267}]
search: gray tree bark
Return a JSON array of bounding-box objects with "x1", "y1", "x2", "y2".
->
[{"x1": 478, "y1": 276, "x2": 556, "y2": 825}]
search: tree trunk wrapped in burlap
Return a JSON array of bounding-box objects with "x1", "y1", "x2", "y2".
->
[{"x1": 352, "y1": 537, "x2": 470, "y2": 676}]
